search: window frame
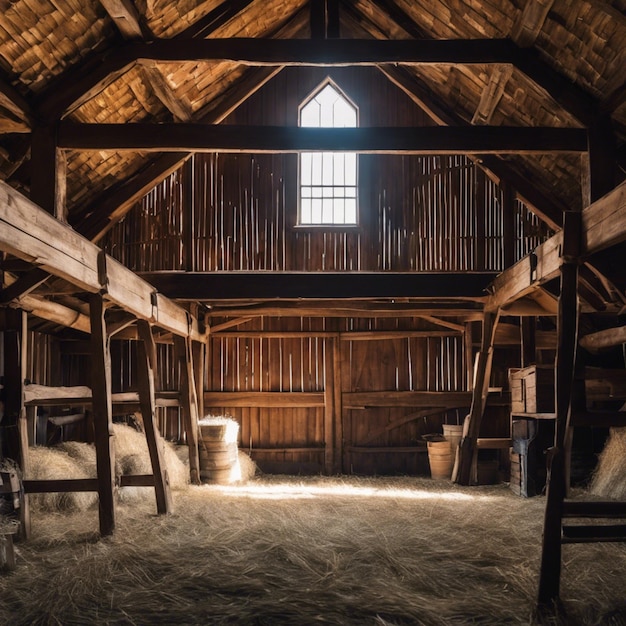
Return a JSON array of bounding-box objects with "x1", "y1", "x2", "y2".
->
[{"x1": 296, "y1": 79, "x2": 360, "y2": 229}]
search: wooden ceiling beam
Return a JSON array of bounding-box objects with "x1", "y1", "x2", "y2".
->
[
  {"x1": 126, "y1": 37, "x2": 519, "y2": 65},
  {"x1": 99, "y1": 0, "x2": 146, "y2": 40},
  {"x1": 58, "y1": 123, "x2": 587, "y2": 154},
  {"x1": 0, "y1": 74, "x2": 33, "y2": 127},
  {"x1": 138, "y1": 271, "x2": 497, "y2": 300},
  {"x1": 511, "y1": 0, "x2": 555, "y2": 48},
  {"x1": 471, "y1": 66, "x2": 514, "y2": 125},
  {"x1": 138, "y1": 65, "x2": 194, "y2": 122},
  {"x1": 71, "y1": 67, "x2": 283, "y2": 242}
]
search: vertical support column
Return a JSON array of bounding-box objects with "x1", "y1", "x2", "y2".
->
[
  {"x1": 323, "y1": 336, "x2": 336, "y2": 474},
  {"x1": 454, "y1": 309, "x2": 500, "y2": 485},
  {"x1": 474, "y1": 167, "x2": 486, "y2": 271},
  {"x1": 464, "y1": 321, "x2": 475, "y2": 391},
  {"x1": 521, "y1": 316, "x2": 536, "y2": 367},
  {"x1": 30, "y1": 124, "x2": 67, "y2": 221},
  {"x1": 192, "y1": 339, "x2": 206, "y2": 423},
  {"x1": 537, "y1": 210, "x2": 581, "y2": 607},
  {"x1": 89, "y1": 294, "x2": 116, "y2": 537},
  {"x1": 334, "y1": 331, "x2": 344, "y2": 474},
  {"x1": 173, "y1": 334, "x2": 201, "y2": 485},
  {"x1": 2, "y1": 309, "x2": 31, "y2": 539},
  {"x1": 136, "y1": 320, "x2": 172, "y2": 515},
  {"x1": 501, "y1": 181, "x2": 516, "y2": 269},
  {"x1": 182, "y1": 156, "x2": 195, "y2": 272}
]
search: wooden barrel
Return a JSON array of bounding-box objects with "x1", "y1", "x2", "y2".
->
[
  {"x1": 198, "y1": 419, "x2": 240, "y2": 484},
  {"x1": 427, "y1": 440, "x2": 454, "y2": 479}
]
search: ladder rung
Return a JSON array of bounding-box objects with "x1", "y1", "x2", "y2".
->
[
  {"x1": 562, "y1": 500, "x2": 626, "y2": 518},
  {"x1": 562, "y1": 524, "x2": 626, "y2": 543}
]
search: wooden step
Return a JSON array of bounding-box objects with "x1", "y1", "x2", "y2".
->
[
  {"x1": 562, "y1": 500, "x2": 626, "y2": 518},
  {"x1": 562, "y1": 524, "x2": 626, "y2": 543}
]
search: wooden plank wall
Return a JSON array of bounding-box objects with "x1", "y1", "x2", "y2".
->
[{"x1": 103, "y1": 67, "x2": 553, "y2": 274}]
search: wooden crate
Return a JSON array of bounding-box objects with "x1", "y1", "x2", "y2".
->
[
  {"x1": 509, "y1": 365, "x2": 554, "y2": 414},
  {"x1": 510, "y1": 450, "x2": 522, "y2": 496}
]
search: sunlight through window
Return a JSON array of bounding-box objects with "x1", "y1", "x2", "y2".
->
[{"x1": 299, "y1": 82, "x2": 358, "y2": 225}]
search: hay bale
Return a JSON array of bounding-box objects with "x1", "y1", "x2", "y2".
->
[
  {"x1": 112, "y1": 423, "x2": 188, "y2": 490},
  {"x1": 26, "y1": 447, "x2": 97, "y2": 512},
  {"x1": 589, "y1": 427, "x2": 626, "y2": 499},
  {"x1": 238, "y1": 451, "x2": 257, "y2": 483}
]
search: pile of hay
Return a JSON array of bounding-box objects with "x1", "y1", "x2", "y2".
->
[
  {"x1": 1, "y1": 476, "x2": 625, "y2": 625},
  {"x1": 589, "y1": 426, "x2": 626, "y2": 499},
  {"x1": 25, "y1": 424, "x2": 188, "y2": 512}
]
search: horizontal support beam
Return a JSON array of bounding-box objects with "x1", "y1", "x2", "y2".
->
[
  {"x1": 343, "y1": 391, "x2": 472, "y2": 409},
  {"x1": 211, "y1": 330, "x2": 461, "y2": 339},
  {"x1": 204, "y1": 391, "x2": 325, "y2": 408},
  {"x1": 141, "y1": 271, "x2": 497, "y2": 300},
  {"x1": 487, "y1": 180, "x2": 626, "y2": 310},
  {"x1": 58, "y1": 123, "x2": 588, "y2": 154},
  {"x1": 0, "y1": 181, "x2": 201, "y2": 340},
  {"x1": 23, "y1": 478, "x2": 99, "y2": 493},
  {"x1": 126, "y1": 37, "x2": 520, "y2": 65}
]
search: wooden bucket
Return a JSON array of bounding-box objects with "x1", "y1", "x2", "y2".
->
[
  {"x1": 198, "y1": 419, "x2": 240, "y2": 484},
  {"x1": 427, "y1": 441, "x2": 454, "y2": 479},
  {"x1": 442, "y1": 424, "x2": 463, "y2": 452}
]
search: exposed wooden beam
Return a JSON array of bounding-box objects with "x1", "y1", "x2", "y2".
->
[
  {"x1": 471, "y1": 66, "x2": 514, "y2": 125},
  {"x1": 30, "y1": 125, "x2": 66, "y2": 220},
  {"x1": 173, "y1": 0, "x2": 257, "y2": 40},
  {"x1": 58, "y1": 123, "x2": 587, "y2": 154},
  {"x1": 71, "y1": 67, "x2": 283, "y2": 242},
  {"x1": 89, "y1": 294, "x2": 117, "y2": 536},
  {"x1": 138, "y1": 65, "x2": 194, "y2": 122},
  {"x1": 16, "y1": 294, "x2": 91, "y2": 334},
  {"x1": 511, "y1": 0, "x2": 555, "y2": 47},
  {"x1": 379, "y1": 65, "x2": 565, "y2": 229},
  {"x1": 99, "y1": 0, "x2": 146, "y2": 39},
  {"x1": 311, "y1": 0, "x2": 326, "y2": 39},
  {"x1": 0, "y1": 75, "x2": 33, "y2": 127},
  {"x1": 0, "y1": 268, "x2": 50, "y2": 304},
  {"x1": 579, "y1": 325, "x2": 626, "y2": 353},
  {"x1": 488, "y1": 179, "x2": 626, "y2": 311},
  {"x1": 0, "y1": 181, "x2": 201, "y2": 340},
  {"x1": 125, "y1": 37, "x2": 520, "y2": 65},
  {"x1": 140, "y1": 271, "x2": 497, "y2": 300}
]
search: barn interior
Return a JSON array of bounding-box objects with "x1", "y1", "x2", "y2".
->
[{"x1": 1, "y1": 0, "x2": 626, "y2": 623}]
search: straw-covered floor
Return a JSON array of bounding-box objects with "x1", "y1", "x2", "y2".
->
[{"x1": 2, "y1": 473, "x2": 626, "y2": 625}]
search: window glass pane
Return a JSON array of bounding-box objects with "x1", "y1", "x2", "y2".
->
[
  {"x1": 345, "y1": 199, "x2": 357, "y2": 224},
  {"x1": 345, "y1": 153, "x2": 357, "y2": 185},
  {"x1": 301, "y1": 153, "x2": 312, "y2": 185},
  {"x1": 311, "y1": 199, "x2": 322, "y2": 224},
  {"x1": 311, "y1": 153, "x2": 322, "y2": 185},
  {"x1": 300, "y1": 102, "x2": 319, "y2": 127},
  {"x1": 299, "y1": 82, "x2": 358, "y2": 225}
]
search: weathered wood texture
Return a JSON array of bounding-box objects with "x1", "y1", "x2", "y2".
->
[{"x1": 102, "y1": 68, "x2": 553, "y2": 274}]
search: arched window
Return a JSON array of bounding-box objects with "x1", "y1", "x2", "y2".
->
[{"x1": 299, "y1": 81, "x2": 358, "y2": 225}]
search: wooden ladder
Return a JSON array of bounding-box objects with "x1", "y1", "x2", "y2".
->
[{"x1": 536, "y1": 211, "x2": 626, "y2": 612}]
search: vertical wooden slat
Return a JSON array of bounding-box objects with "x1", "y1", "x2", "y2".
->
[{"x1": 89, "y1": 295, "x2": 116, "y2": 536}]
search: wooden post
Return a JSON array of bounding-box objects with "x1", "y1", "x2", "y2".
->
[
  {"x1": 173, "y1": 334, "x2": 201, "y2": 484},
  {"x1": 454, "y1": 310, "x2": 500, "y2": 485},
  {"x1": 89, "y1": 294, "x2": 116, "y2": 536},
  {"x1": 182, "y1": 157, "x2": 195, "y2": 271},
  {"x1": 30, "y1": 124, "x2": 67, "y2": 221},
  {"x1": 1, "y1": 309, "x2": 31, "y2": 539},
  {"x1": 502, "y1": 181, "x2": 516, "y2": 269},
  {"x1": 521, "y1": 316, "x2": 536, "y2": 367},
  {"x1": 136, "y1": 320, "x2": 172, "y2": 514},
  {"x1": 537, "y1": 210, "x2": 581, "y2": 608},
  {"x1": 192, "y1": 339, "x2": 206, "y2": 423},
  {"x1": 323, "y1": 336, "x2": 336, "y2": 474},
  {"x1": 333, "y1": 330, "x2": 344, "y2": 474},
  {"x1": 464, "y1": 322, "x2": 474, "y2": 391}
]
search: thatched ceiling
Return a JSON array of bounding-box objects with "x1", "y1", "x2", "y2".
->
[{"x1": 0, "y1": 0, "x2": 625, "y2": 241}]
